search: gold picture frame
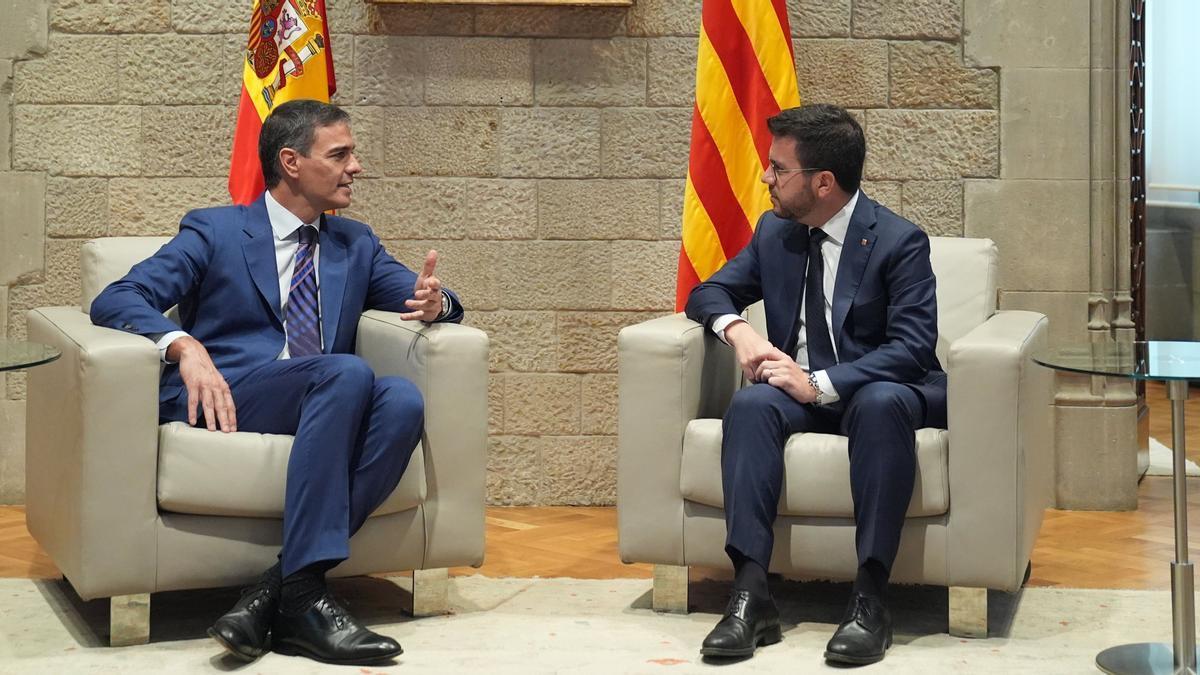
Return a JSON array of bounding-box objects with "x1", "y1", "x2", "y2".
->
[{"x1": 365, "y1": 0, "x2": 632, "y2": 6}]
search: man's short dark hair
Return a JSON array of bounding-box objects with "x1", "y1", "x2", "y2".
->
[
  {"x1": 766, "y1": 104, "x2": 865, "y2": 194},
  {"x1": 259, "y1": 99, "x2": 351, "y2": 188}
]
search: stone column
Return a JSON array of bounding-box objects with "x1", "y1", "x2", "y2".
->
[
  {"x1": 964, "y1": 0, "x2": 1136, "y2": 509},
  {"x1": 0, "y1": 0, "x2": 48, "y2": 504}
]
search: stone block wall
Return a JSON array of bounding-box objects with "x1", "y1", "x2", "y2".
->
[{"x1": 1, "y1": 0, "x2": 1100, "y2": 506}]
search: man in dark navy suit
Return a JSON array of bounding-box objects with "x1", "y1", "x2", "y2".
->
[
  {"x1": 90, "y1": 100, "x2": 463, "y2": 666},
  {"x1": 687, "y1": 104, "x2": 946, "y2": 666}
]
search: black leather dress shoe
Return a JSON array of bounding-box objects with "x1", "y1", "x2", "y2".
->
[
  {"x1": 824, "y1": 592, "x2": 893, "y2": 665},
  {"x1": 700, "y1": 589, "x2": 782, "y2": 658},
  {"x1": 272, "y1": 592, "x2": 403, "y2": 665},
  {"x1": 208, "y1": 579, "x2": 280, "y2": 662}
]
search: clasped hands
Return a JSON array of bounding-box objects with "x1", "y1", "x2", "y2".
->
[{"x1": 725, "y1": 321, "x2": 820, "y2": 404}]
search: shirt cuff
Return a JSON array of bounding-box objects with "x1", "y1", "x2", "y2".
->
[
  {"x1": 812, "y1": 370, "x2": 841, "y2": 405},
  {"x1": 157, "y1": 330, "x2": 189, "y2": 364},
  {"x1": 711, "y1": 314, "x2": 746, "y2": 344}
]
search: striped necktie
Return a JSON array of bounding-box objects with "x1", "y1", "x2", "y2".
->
[{"x1": 286, "y1": 225, "x2": 321, "y2": 357}]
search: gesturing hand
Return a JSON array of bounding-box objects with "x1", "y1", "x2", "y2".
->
[
  {"x1": 399, "y1": 249, "x2": 444, "y2": 322},
  {"x1": 754, "y1": 347, "x2": 819, "y2": 404},
  {"x1": 169, "y1": 336, "x2": 237, "y2": 433}
]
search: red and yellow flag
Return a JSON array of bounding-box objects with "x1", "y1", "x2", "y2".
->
[
  {"x1": 229, "y1": 0, "x2": 336, "y2": 205},
  {"x1": 674, "y1": 0, "x2": 801, "y2": 310}
]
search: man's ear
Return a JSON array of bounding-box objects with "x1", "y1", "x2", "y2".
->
[
  {"x1": 278, "y1": 147, "x2": 301, "y2": 180},
  {"x1": 817, "y1": 171, "x2": 837, "y2": 198}
]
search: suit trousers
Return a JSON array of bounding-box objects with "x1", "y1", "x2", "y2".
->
[
  {"x1": 163, "y1": 354, "x2": 423, "y2": 577},
  {"x1": 721, "y1": 375, "x2": 944, "y2": 574}
]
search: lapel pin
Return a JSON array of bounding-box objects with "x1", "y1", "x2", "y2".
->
[{"x1": 860, "y1": 238, "x2": 868, "y2": 246}]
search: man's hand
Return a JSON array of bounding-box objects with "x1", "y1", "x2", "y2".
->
[
  {"x1": 399, "y1": 250, "x2": 444, "y2": 322},
  {"x1": 168, "y1": 336, "x2": 237, "y2": 432},
  {"x1": 754, "y1": 347, "x2": 820, "y2": 404},
  {"x1": 725, "y1": 320, "x2": 778, "y2": 383}
]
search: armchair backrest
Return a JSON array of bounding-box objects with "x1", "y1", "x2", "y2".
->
[
  {"x1": 928, "y1": 236, "x2": 998, "y2": 363},
  {"x1": 80, "y1": 237, "x2": 171, "y2": 313},
  {"x1": 744, "y1": 235, "x2": 998, "y2": 367}
]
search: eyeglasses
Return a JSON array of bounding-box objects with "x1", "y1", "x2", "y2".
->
[{"x1": 766, "y1": 163, "x2": 828, "y2": 183}]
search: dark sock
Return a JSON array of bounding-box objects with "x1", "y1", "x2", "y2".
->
[
  {"x1": 732, "y1": 554, "x2": 770, "y2": 599},
  {"x1": 280, "y1": 563, "x2": 329, "y2": 614},
  {"x1": 261, "y1": 561, "x2": 282, "y2": 594},
  {"x1": 853, "y1": 559, "x2": 890, "y2": 599}
]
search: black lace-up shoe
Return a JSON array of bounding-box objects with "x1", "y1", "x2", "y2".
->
[
  {"x1": 824, "y1": 592, "x2": 893, "y2": 665},
  {"x1": 272, "y1": 592, "x2": 403, "y2": 665},
  {"x1": 700, "y1": 589, "x2": 782, "y2": 658},
  {"x1": 208, "y1": 578, "x2": 280, "y2": 661}
]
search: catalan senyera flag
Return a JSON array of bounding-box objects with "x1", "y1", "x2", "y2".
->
[
  {"x1": 674, "y1": 0, "x2": 801, "y2": 311},
  {"x1": 229, "y1": 0, "x2": 336, "y2": 205}
]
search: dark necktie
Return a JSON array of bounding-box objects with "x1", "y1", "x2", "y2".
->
[
  {"x1": 286, "y1": 225, "x2": 321, "y2": 357},
  {"x1": 805, "y1": 229, "x2": 836, "y2": 371}
]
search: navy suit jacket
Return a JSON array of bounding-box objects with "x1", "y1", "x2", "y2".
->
[
  {"x1": 685, "y1": 193, "x2": 945, "y2": 421},
  {"x1": 90, "y1": 194, "x2": 463, "y2": 420}
]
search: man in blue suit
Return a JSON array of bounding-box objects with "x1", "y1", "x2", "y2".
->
[
  {"x1": 90, "y1": 100, "x2": 462, "y2": 666},
  {"x1": 687, "y1": 104, "x2": 946, "y2": 666}
]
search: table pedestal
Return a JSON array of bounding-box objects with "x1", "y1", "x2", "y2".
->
[
  {"x1": 1097, "y1": 380, "x2": 1197, "y2": 675},
  {"x1": 1097, "y1": 644, "x2": 1200, "y2": 675}
]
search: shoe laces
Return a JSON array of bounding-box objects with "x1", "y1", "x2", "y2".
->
[
  {"x1": 850, "y1": 594, "x2": 879, "y2": 624},
  {"x1": 239, "y1": 583, "x2": 273, "y2": 611},
  {"x1": 316, "y1": 595, "x2": 351, "y2": 631},
  {"x1": 725, "y1": 590, "x2": 754, "y2": 620}
]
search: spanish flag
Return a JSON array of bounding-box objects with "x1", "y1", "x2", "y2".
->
[
  {"x1": 229, "y1": 0, "x2": 337, "y2": 205},
  {"x1": 674, "y1": 0, "x2": 801, "y2": 310}
]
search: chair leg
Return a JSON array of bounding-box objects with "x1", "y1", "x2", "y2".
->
[
  {"x1": 110, "y1": 593, "x2": 150, "y2": 647},
  {"x1": 408, "y1": 568, "x2": 449, "y2": 617},
  {"x1": 948, "y1": 586, "x2": 987, "y2": 638},
  {"x1": 652, "y1": 564, "x2": 688, "y2": 614}
]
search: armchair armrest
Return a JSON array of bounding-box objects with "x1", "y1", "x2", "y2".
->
[
  {"x1": 616, "y1": 312, "x2": 737, "y2": 565},
  {"x1": 356, "y1": 310, "x2": 488, "y2": 569},
  {"x1": 945, "y1": 309, "x2": 1053, "y2": 591},
  {"x1": 25, "y1": 307, "x2": 161, "y2": 600}
]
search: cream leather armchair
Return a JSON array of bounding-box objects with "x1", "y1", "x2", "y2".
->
[
  {"x1": 617, "y1": 236, "x2": 1052, "y2": 637},
  {"x1": 25, "y1": 237, "x2": 487, "y2": 646}
]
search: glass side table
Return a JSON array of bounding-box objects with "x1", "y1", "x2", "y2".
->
[
  {"x1": 1034, "y1": 341, "x2": 1200, "y2": 675},
  {"x1": 0, "y1": 339, "x2": 60, "y2": 372}
]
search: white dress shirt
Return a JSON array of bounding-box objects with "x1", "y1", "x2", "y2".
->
[
  {"x1": 711, "y1": 190, "x2": 861, "y2": 405},
  {"x1": 156, "y1": 190, "x2": 322, "y2": 361}
]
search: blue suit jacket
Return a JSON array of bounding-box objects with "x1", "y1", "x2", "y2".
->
[
  {"x1": 90, "y1": 195, "x2": 463, "y2": 420},
  {"x1": 685, "y1": 193, "x2": 945, "y2": 420}
]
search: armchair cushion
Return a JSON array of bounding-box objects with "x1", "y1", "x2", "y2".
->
[
  {"x1": 156, "y1": 422, "x2": 426, "y2": 519},
  {"x1": 81, "y1": 237, "x2": 171, "y2": 313},
  {"x1": 928, "y1": 237, "x2": 998, "y2": 365},
  {"x1": 680, "y1": 421, "x2": 949, "y2": 518}
]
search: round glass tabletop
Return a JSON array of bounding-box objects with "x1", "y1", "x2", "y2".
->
[
  {"x1": 0, "y1": 340, "x2": 61, "y2": 372},
  {"x1": 1032, "y1": 341, "x2": 1200, "y2": 381}
]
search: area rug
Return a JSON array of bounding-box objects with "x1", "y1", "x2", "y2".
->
[
  {"x1": 1146, "y1": 436, "x2": 1200, "y2": 476},
  {"x1": 0, "y1": 575, "x2": 1180, "y2": 673}
]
